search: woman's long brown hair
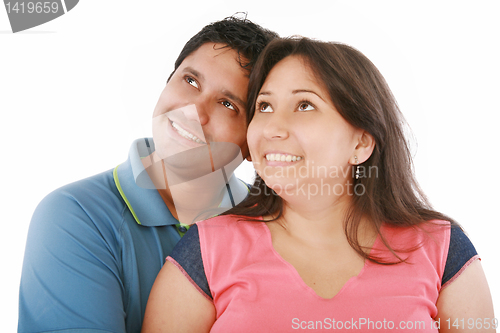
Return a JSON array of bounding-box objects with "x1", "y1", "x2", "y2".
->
[{"x1": 223, "y1": 37, "x2": 456, "y2": 264}]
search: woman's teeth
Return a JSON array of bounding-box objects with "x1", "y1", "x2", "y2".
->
[
  {"x1": 265, "y1": 153, "x2": 303, "y2": 162},
  {"x1": 171, "y1": 121, "x2": 205, "y2": 144}
]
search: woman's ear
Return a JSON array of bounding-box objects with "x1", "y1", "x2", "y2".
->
[{"x1": 353, "y1": 131, "x2": 375, "y2": 164}]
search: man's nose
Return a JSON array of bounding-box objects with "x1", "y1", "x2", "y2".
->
[{"x1": 191, "y1": 94, "x2": 211, "y2": 126}]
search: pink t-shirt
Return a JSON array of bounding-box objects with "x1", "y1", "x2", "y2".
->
[{"x1": 170, "y1": 216, "x2": 453, "y2": 332}]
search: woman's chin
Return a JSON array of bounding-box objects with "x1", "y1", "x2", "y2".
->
[{"x1": 264, "y1": 179, "x2": 300, "y2": 198}]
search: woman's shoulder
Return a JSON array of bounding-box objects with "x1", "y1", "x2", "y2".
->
[
  {"x1": 379, "y1": 219, "x2": 479, "y2": 286},
  {"x1": 373, "y1": 220, "x2": 452, "y2": 269},
  {"x1": 195, "y1": 215, "x2": 266, "y2": 242},
  {"x1": 196, "y1": 214, "x2": 264, "y2": 229},
  {"x1": 195, "y1": 214, "x2": 243, "y2": 226},
  {"x1": 382, "y1": 219, "x2": 452, "y2": 240}
]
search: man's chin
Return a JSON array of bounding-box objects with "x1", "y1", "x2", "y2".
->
[
  {"x1": 154, "y1": 141, "x2": 243, "y2": 186},
  {"x1": 162, "y1": 147, "x2": 214, "y2": 185}
]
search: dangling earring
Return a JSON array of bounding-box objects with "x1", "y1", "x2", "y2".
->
[{"x1": 354, "y1": 156, "x2": 360, "y2": 180}]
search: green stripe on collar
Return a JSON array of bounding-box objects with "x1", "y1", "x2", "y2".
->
[{"x1": 113, "y1": 165, "x2": 142, "y2": 225}]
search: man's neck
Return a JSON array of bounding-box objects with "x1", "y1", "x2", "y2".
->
[{"x1": 142, "y1": 152, "x2": 228, "y2": 224}]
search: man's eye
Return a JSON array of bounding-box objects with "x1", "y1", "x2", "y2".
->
[
  {"x1": 298, "y1": 102, "x2": 315, "y2": 111},
  {"x1": 186, "y1": 76, "x2": 199, "y2": 89},
  {"x1": 221, "y1": 100, "x2": 235, "y2": 111},
  {"x1": 259, "y1": 102, "x2": 273, "y2": 113}
]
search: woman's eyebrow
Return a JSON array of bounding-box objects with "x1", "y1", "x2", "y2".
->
[
  {"x1": 258, "y1": 89, "x2": 323, "y2": 99},
  {"x1": 292, "y1": 89, "x2": 326, "y2": 102}
]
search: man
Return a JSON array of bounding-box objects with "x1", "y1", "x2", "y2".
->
[{"x1": 18, "y1": 16, "x2": 277, "y2": 333}]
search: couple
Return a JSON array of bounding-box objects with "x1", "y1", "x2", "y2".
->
[{"x1": 19, "y1": 16, "x2": 494, "y2": 333}]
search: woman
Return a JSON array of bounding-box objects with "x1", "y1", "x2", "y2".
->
[{"x1": 142, "y1": 38, "x2": 495, "y2": 332}]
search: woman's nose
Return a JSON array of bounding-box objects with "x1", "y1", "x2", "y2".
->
[{"x1": 262, "y1": 112, "x2": 289, "y2": 140}]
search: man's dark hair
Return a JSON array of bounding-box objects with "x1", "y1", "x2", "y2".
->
[{"x1": 168, "y1": 14, "x2": 278, "y2": 81}]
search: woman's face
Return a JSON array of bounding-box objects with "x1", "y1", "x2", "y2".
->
[{"x1": 247, "y1": 56, "x2": 362, "y2": 201}]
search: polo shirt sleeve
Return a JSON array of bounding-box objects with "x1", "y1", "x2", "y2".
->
[{"x1": 18, "y1": 187, "x2": 126, "y2": 333}]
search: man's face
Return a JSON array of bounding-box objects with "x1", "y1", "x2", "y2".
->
[{"x1": 152, "y1": 43, "x2": 250, "y2": 167}]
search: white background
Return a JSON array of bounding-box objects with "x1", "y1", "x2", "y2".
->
[{"x1": 1, "y1": 0, "x2": 499, "y2": 330}]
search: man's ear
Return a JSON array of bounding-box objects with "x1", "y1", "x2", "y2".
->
[{"x1": 352, "y1": 131, "x2": 375, "y2": 164}]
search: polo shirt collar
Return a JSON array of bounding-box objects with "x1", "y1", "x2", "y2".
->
[{"x1": 114, "y1": 138, "x2": 249, "y2": 227}]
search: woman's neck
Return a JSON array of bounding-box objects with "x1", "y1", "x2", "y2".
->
[{"x1": 269, "y1": 195, "x2": 376, "y2": 249}]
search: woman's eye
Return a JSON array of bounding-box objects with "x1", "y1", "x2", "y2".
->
[
  {"x1": 221, "y1": 100, "x2": 235, "y2": 111},
  {"x1": 186, "y1": 76, "x2": 199, "y2": 89},
  {"x1": 298, "y1": 102, "x2": 315, "y2": 111},
  {"x1": 259, "y1": 102, "x2": 273, "y2": 113}
]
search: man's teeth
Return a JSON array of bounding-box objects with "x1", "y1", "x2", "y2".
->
[
  {"x1": 265, "y1": 153, "x2": 303, "y2": 162},
  {"x1": 171, "y1": 121, "x2": 205, "y2": 144}
]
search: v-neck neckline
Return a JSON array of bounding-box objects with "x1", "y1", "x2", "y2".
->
[{"x1": 260, "y1": 220, "x2": 381, "y2": 300}]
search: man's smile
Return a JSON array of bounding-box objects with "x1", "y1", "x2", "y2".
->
[{"x1": 169, "y1": 119, "x2": 206, "y2": 144}]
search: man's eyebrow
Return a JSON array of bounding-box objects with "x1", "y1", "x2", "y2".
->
[
  {"x1": 223, "y1": 90, "x2": 246, "y2": 108},
  {"x1": 183, "y1": 67, "x2": 204, "y2": 81}
]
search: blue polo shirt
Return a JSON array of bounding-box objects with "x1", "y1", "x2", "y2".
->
[{"x1": 18, "y1": 138, "x2": 249, "y2": 333}]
